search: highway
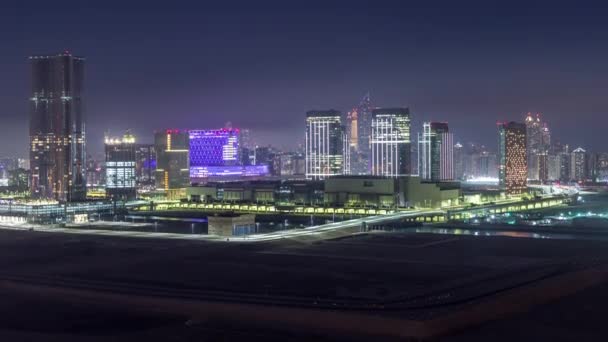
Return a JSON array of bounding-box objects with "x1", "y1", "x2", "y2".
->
[
  {"x1": 239, "y1": 209, "x2": 444, "y2": 242},
  {"x1": 0, "y1": 209, "x2": 444, "y2": 242}
]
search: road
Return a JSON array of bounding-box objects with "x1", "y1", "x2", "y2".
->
[{"x1": 0, "y1": 209, "x2": 444, "y2": 242}]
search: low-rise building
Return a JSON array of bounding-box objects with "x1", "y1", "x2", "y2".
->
[
  {"x1": 187, "y1": 176, "x2": 460, "y2": 209},
  {"x1": 324, "y1": 175, "x2": 460, "y2": 208},
  {"x1": 207, "y1": 213, "x2": 256, "y2": 237}
]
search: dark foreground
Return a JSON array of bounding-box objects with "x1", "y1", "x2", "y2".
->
[{"x1": 0, "y1": 228, "x2": 608, "y2": 341}]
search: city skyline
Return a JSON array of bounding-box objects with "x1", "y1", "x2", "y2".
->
[
  {"x1": 2, "y1": 2, "x2": 608, "y2": 157},
  {"x1": 3, "y1": 4, "x2": 608, "y2": 341}
]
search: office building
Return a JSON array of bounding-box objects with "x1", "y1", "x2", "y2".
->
[
  {"x1": 155, "y1": 130, "x2": 190, "y2": 192},
  {"x1": 370, "y1": 108, "x2": 411, "y2": 177},
  {"x1": 8, "y1": 168, "x2": 29, "y2": 192},
  {"x1": 418, "y1": 122, "x2": 453, "y2": 181},
  {"x1": 498, "y1": 122, "x2": 527, "y2": 195},
  {"x1": 17, "y1": 158, "x2": 30, "y2": 170},
  {"x1": 477, "y1": 151, "x2": 498, "y2": 178},
  {"x1": 594, "y1": 152, "x2": 608, "y2": 182},
  {"x1": 135, "y1": 144, "x2": 156, "y2": 188},
  {"x1": 189, "y1": 129, "x2": 268, "y2": 181},
  {"x1": 351, "y1": 93, "x2": 372, "y2": 174},
  {"x1": 253, "y1": 146, "x2": 277, "y2": 174},
  {"x1": 279, "y1": 152, "x2": 306, "y2": 176},
  {"x1": 324, "y1": 175, "x2": 460, "y2": 208},
  {"x1": 454, "y1": 142, "x2": 464, "y2": 180},
  {"x1": 189, "y1": 129, "x2": 239, "y2": 167},
  {"x1": 305, "y1": 110, "x2": 345, "y2": 179},
  {"x1": 29, "y1": 52, "x2": 86, "y2": 201},
  {"x1": 105, "y1": 132, "x2": 137, "y2": 200},
  {"x1": 86, "y1": 155, "x2": 104, "y2": 187},
  {"x1": 571, "y1": 147, "x2": 587, "y2": 182},
  {"x1": 524, "y1": 113, "x2": 551, "y2": 181},
  {"x1": 345, "y1": 108, "x2": 358, "y2": 149}
]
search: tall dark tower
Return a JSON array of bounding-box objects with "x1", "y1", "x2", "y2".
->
[
  {"x1": 29, "y1": 52, "x2": 86, "y2": 202},
  {"x1": 351, "y1": 92, "x2": 371, "y2": 174}
]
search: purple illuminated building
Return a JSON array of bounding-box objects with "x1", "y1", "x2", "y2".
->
[
  {"x1": 190, "y1": 165, "x2": 270, "y2": 179},
  {"x1": 189, "y1": 129, "x2": 269, "y2": 181},
  {"x1": 189, "y1": 129, "x2": 240, "y2": 167}
]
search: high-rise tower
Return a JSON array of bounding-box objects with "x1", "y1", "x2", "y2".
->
[
  {"x1": 29, "y1": 52, "x2": 86, "y2": 201},
  {"x1": 418, "y1": 122, "x2": 454, "y2": 181},
  {"x1": 370, "y1": 108, "x2": 411, "y2": 177},
  {"x1": 498, "y1": 122, "x2": 527, "y2": 195},
  {"x1": 350, "y1": 93, "x2": 371, "y2": 174},
  {"x1": 305, "y1": 110, "x2": 345, "y2": 179}
]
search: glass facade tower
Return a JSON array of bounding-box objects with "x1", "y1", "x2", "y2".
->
[
  {"x1": 370, "y1": 108, "x2": 411, "y2": 177},
  {"x1": 498, "y1": 122, "x2": 527, "y2": 195},
  {"x1": 105, "y1": 132, "x2": 137, "y2": 200},
  {"x1": 29, "y1": 52, "x2": 86, "y2": 202},
  {"x1": 305, "y1": 110, "x2": 345, "y2": 179}
]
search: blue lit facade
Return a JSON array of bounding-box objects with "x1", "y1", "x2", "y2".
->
[
  {"x1": 189, "y1": 129, "x2": 240, "y2": 167},
  {"x1": 189, "y1": 129, "x2": 270, "y2": 181},
  {"x1": 190, "y1": 165, "x2": 269, "y2": 179}
]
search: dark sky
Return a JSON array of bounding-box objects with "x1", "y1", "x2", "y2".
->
[{"x1": 2, "y1": 0, "x2": 608, "y2": 158}]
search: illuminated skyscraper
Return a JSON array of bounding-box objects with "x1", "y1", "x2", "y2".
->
[
  {"x1": 370, "y1": 108, "x2": 411, "y2": 177},
  {"x1": 498, "y1": 122, "x2": 527, "y2": 195},
  {"x1": 105, "y1": 131, "x2": 137, "y2": 200},
  {"x1": 305, "y1": 110, "x2": 345, "y2": 179},
  {"x1": 570, "y1": 147, "x2": 587, "y2": 182},
  {"x1": 345, "y1": 108, "x2": 358, "y2": 149},
  {"x1": 155, "y1": 130, "x2": 189, "y2": 192},
  {"x1": 454, "y1": 142, "x2": 464, "y2": 180},
  {"x1": 189, "y1": 129, "x2": 268, "y2": 180},
  {"x1": 135, "y1": 144, "x2": 156, "y2": 188},
  {"x1": 29, "y1": 52, "x2": 86, "y2": 201},
  {"x1": 351, "y1": 93, "x2": 371, "y2": 174},
  {"x1": 524, "y1": 113, "x2": 551, "y2": 182},
  {"x1": 418, "y1": 122, "x2": 453, "y2": 181},
  {"x1": 418, "y1": 123, "x2": 432, "y2": 179}
]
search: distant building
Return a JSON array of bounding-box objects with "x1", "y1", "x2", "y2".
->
[
  {"x1": 17, "y1": 158, "x2": 30, "y2": 170},
  {"x1": 253, "y1": 146, "x2": 278, "y2": 175},
  {"x1": 155, "y1": 130, "x2": 190, "y2": 192},
  {"x1": 370, "y1": 108, "x2": 411, "y2": 177},
  {"x1": 189, "y1": 129, "x2": 269, "y2": 181},
  {"x1": 305, "y1": 110, "x2": 345, "y2": 179},
  {"x1": 595, "y1": 152, "x2": 608, "y2": 182},
  {"x1": 29, "y1": 52, "x2": 86, "y2": 201},
  {"x1": 135, "y1": 144, "x2": 156, "y2": 189},
  {"x1": 352, "y1": 93, "x2": 372, "y2": 175},
  {"x1": 239, "y1": 129, "x2": 254, "y2": 150},
  {"x1": 498, "y1": 122, "x2": 527, "y2": 195},
  {"x1": 418, "y1": 122, "x2": 453, "y2": 181},
  {"x1": 453, "y1": 142, "x2": 464, "y2": 180},
  {"x1": 8, "y1": 168, "x2": 29, "y2": 192},
  {"x1": 477, "y1": 151, "x2": 498, "y2": 178},
  {"x1": 524, "y1": 113, "x2": 550, "y2": 182},
  {"x1": 345, "y1": 109, "x2": 358, "y2": 150},
  {"x1": 105, "y1": 132, "x2": 137, "y2": 200},
  {"x1": 570, "y1": 147, "x2": 587, "y2": 182},
  {"x1": 190, "y1": 129, "x2": 239, "y2": 167},
  {"x1": 558, "y1": 151, "x2": 571, "y2": 182},
  {"x1": 324, "y1": 175, "x2": 460, "y2": 208},
  {"x1": 86, "y1": 156, "x2": 104, "y2": 187},
  {"x1": 547, "y1": 154, "x2": 561, "y2": 181},
  {"x1": 544, "y1": 150, "x2": 568, "y2": 183},
  {"x1": 207, "y1": 214, "x2": 257, "y2": 237},
  {"x1": 279, "y1": 152, "x2": 306, "y2": 176}
]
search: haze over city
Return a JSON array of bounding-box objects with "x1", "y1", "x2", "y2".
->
[
  {"x1": 3, "y1": 1, "x2": 608, "y2": 341},
  {"x1": 1, "y1": 1, "x2": 608, "y2": 157}
]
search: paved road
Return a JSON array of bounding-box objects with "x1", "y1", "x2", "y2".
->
[{"x1": 0, "y1": 209, "x2": 444, "y2": 243}]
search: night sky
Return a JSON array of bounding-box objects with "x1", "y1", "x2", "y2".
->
[{"x1": 1, "y1": 0, "x2": 608, "y2": 158}]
